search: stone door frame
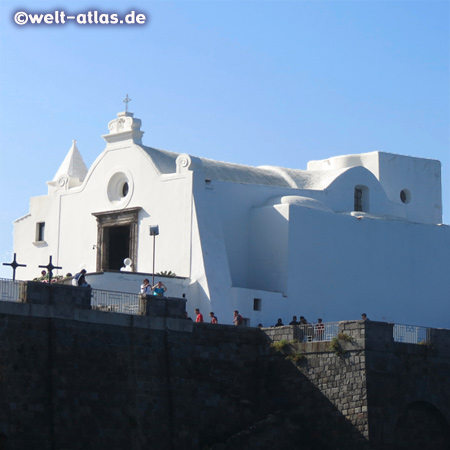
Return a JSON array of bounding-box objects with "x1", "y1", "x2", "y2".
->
[{"x1": 92, "y1": 207, "x2": 141, "y2": 272}]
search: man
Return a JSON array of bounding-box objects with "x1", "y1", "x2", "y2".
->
[
  {"x1": 274, "y1": 318, "x2": 284, "y2": 327},
  {"x1": 315, "y1": 318, "x2": 325, "y2": 341},
  {"x1": 194, "y1": 308, "x2": 204, "y2": 323},
  {"x1": 233, "y1": 310, "x2": 243, "y2": 326},
  {"x1": 289, "y1": 315, "x2": 299, "y2": 325},
  {"x1": 361, "y1": 313, "x2": 370, "y2": 322},
  {"x1": 209, "y1": 312, "x2": 218, "y2": 324},
  {"x1": 151, "y1": 281, "x2": 167, "y2": 297}
]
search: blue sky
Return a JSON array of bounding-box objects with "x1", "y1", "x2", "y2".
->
[{"x1": 0, "y1": 0, "x2": 448, "y2": 279}]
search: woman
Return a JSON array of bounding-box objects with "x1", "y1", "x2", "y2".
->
[{"x1": 140, "y1": 278, "x2": 152, "y2": 295}]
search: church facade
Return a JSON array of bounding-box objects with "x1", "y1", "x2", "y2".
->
[{"x1": 13, "y1": 110, "x2": 450, "y2": 328}]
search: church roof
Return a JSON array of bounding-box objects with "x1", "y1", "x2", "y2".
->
[
  {"x1": 139, "y1": 144, "x2": 348, "y2": 190},
  {"x1": 52, "y1": 140, "x2": 88, "y2": 182}
]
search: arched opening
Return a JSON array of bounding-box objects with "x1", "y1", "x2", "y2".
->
[
  {"x1": 354, "y1": 185, "x2": 369, "y2": 212},
  {"x1": 0, "y1": 433, "x2": 7, "y2": 450},
  {"x1": 395, "y1": 401, "x2": 449, "y2": 450}
]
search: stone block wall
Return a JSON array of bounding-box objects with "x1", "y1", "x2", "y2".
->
[
  {"x1": 19, "y1": 281, "x2": 91, "y2": 308},
  {"x1": 0, "y1": 283, "x2": 449, "y2": 450},
  {"x1": 140, "y1": 295, "x2": 187, "y2": 318},
  {"x1": 363, "y1": 323, "x2": 450, "y2": 450},
  {"x1": 262, "y1": 322, "x2": 369, "y2": 447}
]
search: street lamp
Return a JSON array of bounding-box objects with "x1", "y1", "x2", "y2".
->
[{"x1": 149, "y1": 225, "x2": 159, "y2": 286}]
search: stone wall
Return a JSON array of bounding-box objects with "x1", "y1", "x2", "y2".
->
[{"x1": 0, "y1": 282, "x2": 449, "y2": 450}]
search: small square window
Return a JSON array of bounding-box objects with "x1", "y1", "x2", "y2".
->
[
  {"x1": 36, "y1": 222, "x2": 45, "y2": 242},
  {"x1": 253, "y1": 298, "x2": 262, "y2": 311}
]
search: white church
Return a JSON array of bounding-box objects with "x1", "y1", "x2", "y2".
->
[{"x1": 13, "y1": 108, "x2": 450, "y2": 328}]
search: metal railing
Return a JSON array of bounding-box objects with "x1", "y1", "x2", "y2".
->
[
  {"x1": 0, "y1": 280, "x2": 437, "y2": 336},
  {"x1": 293, "y1": 322, "x2": 340, "y2": 342},
  {"x1": 91, "y1": 289, "x2": 141, "y2": 315},
  {"x1": 393, "y1": 324, "x2": 430, "y2": 344},
  {"x1": 0, "y1": 278, "x2": 22, "y2": 302}
]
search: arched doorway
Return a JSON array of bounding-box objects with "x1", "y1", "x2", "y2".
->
[{"x1": 395, "y1": 401, "x2": 449, "y2": 449}]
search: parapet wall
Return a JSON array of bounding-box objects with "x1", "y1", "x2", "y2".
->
[{"x1": 0, "y1": 282, "x2": 449, "y2": 450}]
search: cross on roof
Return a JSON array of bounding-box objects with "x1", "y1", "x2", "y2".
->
[
  {"x1": 2, "y1": 253, "x2": 26, "y2": 281},
  {"x1": 123, "y1": 94, "x2": 132, "y2": 112},
  {"x1": 39, "y1": 256, "x2": 62, "y2": 284}
]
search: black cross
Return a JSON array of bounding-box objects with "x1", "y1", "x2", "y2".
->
[
  {"x1": 2, "y1": 253, "x2": 27, "y2": 281},
  {"x1": 39, "y1": 256, "x2": 62, "y2": 284}
]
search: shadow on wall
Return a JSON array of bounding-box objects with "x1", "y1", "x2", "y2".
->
[
  {"x1": 178, "y1": 326, "x2": 369, "y2": 450},
  {"x1": 395, "y1": 401, "x2": 450, "y2": 450}
]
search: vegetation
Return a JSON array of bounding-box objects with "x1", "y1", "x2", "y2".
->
[
  {"x1": 32, "y1": 274, "x2": 68, "y2": 283},
  {"x1": 286, "y1": 352, "x2": 305, "y2": 363},
  {"x1": 327, "y1": 333, "x2": 354, "y2": 356},
  {"x1": 156, "y1": 270, "x2": 177, "y2": 277},
  {"x1": 270, "y1": 339, "x2": 305, "y2": 365},
  {"x1": 270, "y1": 339, "x2": 289, "y2": 351}
]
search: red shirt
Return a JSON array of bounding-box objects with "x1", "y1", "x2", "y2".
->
[
  {"x1": 196, "y1": 313, "x2": 204, "y2": 323},
  {"x1": 211, "y1": 316, "x2": 218, "y2": 324}
]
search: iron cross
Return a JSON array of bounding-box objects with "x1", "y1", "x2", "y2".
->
[
  {"x1": 123, "y1": 94, "x2": 132, "y2": 112},
  {"x1": 39, "y1": 256, "x2": 62, "y2": 284},
  {"x1": 2, "y1": 253, "x2": 27, "y2": 281}
]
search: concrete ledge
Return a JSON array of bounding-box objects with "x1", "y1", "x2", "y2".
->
[
  {"x1": 20, "y1": 281, "x2": 91, "y2": 309},
  {"x1": 0, "y1": 300, "x2": 194, "y2": 332},
  {"x1": 139, "y1": 295, "x2": 187, "y2": 319}
]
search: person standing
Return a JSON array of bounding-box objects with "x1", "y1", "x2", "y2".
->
[
  {"x1": 209, "y1": 312, "x2": 218, "y2": 324},
  {"x1": 274, "y1": 318, "x2": 284, "y2": 327},
  {"x1": 195, "y1": 308, "x2": 204, "y2": 322},
  {"x1": 151, "y1": 281, "x2": 167, "y2": 297},
  {"x1": 298, "y1": 316, "x2": 309, "y2": 342},
  {"x1": 140, "y1": 278, "x2": 151, "y2": 295},
  {"x1": 233, "y1": 310, "x2": 243, "y2": 326},
  {"x1": 72, "y1": 269, "x2": 90, "y2": 287},
  {"x1": 289, "y1": 316, "x2": 299, "y2": 325},
  {"x1": 315, "y1": 318, "x2": 325, "y2": 341}
]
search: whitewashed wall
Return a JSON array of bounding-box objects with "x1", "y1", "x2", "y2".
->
[{"x1": 13, "y1": 114, "x2": 449, "y2": 329}]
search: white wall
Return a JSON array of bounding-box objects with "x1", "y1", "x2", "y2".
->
[
  {"x1": 248, "y1": 204, "x2": 289, "y2": 294},
  {"x1": 308, "y1": 151, "x2": 442, "y2": 224},
  {"x1": 284, "y1": 205, "x2": 450, "y2": 328},
  {"x1": 13, "y1": 130, "x2": 449, "y2": 331},
  {"x1": 377, "y1": 152, "x2": 442, "y2": 224}
]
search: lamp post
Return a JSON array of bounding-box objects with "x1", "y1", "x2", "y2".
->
[{"x1": 149, "y1": 225, "x2": 159, "y2": 286}]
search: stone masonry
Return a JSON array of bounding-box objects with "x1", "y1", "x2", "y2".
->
[{"x1": 0, "y1": 282, "x2": 449, "y2": 450}]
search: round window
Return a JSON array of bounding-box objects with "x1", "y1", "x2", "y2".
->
[
  {"x1": 107, "y1": 171, "x2": 133, "y2": 206},
  {"x1": 400, "y1": 189, "x2": 411, "y2": 204},
  {"x1": 122, "y1": 182, "x2": 129, "y2": 197}
]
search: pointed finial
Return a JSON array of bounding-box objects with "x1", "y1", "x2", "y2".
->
[
  {"x1": 72, "y1": 139, "x2": 77, "y2": 145},
  {"x1": 123, "y1": 94, "x2": 132, "y2": 112}
]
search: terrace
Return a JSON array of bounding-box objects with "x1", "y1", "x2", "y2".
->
[{"x1": 0, "y1": 277, "x2": 432, "y2": 344}]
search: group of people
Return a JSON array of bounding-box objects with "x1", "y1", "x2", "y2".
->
[
  {"x1": 36, "y1": 270, "x2": 72, "y2": 284},
  {"x1": 274, "y1": 313, "x2": 369, "y2": 328},
  {"x1": 73, "y1": 273, "x2": 372, "y2": 328},
  {"x1": 274, "y1": 315, "x2": 312, "y2": 327},
  {"x1": 271, "y1": 316, "x2": 326, "y2": 341},
  {"x1": 272, "y1": 315, "x2": 313, "y2": 328},
  {"x1": 186, "y1": 309, "x2": 244, "y2": 326},
  {"x1": 140, "y1": 279, "x2": 167, "y2": 297}
]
